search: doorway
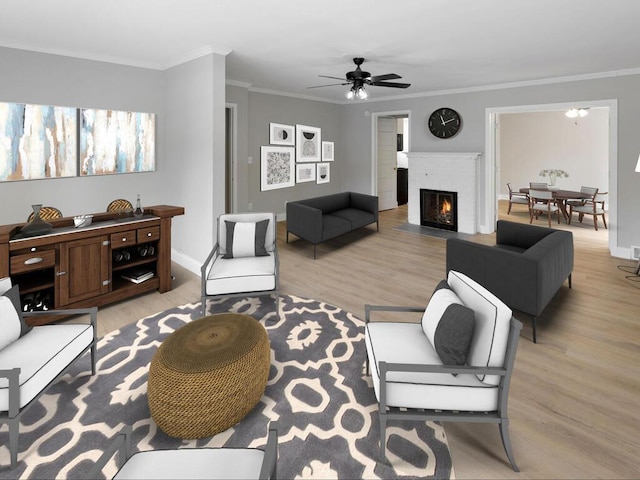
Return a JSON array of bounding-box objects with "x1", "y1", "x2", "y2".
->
[
  {"x1": 484, "y1": 99, "x2": 618, "y2": 256},
  {"x1": 372, "y1": 111, "x2": 411, "y2": 214}
]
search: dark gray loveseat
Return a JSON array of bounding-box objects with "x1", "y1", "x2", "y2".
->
[
  {"x1": 446, "y1": 220, "x2": 573, "y2": 342},
  {"x1": 286, "y1": 192, "x2": 378, "y2": 258}
]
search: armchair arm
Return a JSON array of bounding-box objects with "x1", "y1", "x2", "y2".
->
[
  {"x1": 380, "y1": 361, "x2": 508, "y2": 377},
  {"x1": 87, "y1": 426, "x2": 132, "y2": 479},
  {"x1": 286, "y1": 202, "x2": 323, "y2": 244},
  {"x1": 0, "y1": 368, "x2": 21, "y2": 417},
  {"x1": 200, "y1": 243, "x2": 220, "y2": 288},
  {"x1": 364, "y1": 304, "x2": 424, "y2": 323},
  {"x1": 23, "y1": 306, "x2": 98, "y2": 326}
]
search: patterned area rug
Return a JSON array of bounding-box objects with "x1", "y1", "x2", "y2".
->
[{"x1": 0, "y1": 295, "x2": 453, "y2": 479}]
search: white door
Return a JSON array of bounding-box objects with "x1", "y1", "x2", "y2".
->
[{"x1": 377, "y1": 117, "x2": 397, "y2": 211}]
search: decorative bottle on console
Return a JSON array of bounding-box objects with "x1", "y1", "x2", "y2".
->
[{"x1": 133, "y1": 194, "x2": 144, "y2": 218}]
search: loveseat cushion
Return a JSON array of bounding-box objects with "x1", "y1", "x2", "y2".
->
[
  {"x1": 301, "y1": 192, "x2": 350, "y2": 213},
  {"x1": 447, "y1": 271, "x2": 512, "y2": 385},
  {"x1": 0, "y1": 323, "x2": 94, "y2": 410},
  {"x1": 321, "y1": 214, "x2": 352, "y2": 241},
  {"x1": 421, "y1": 287, "x2": 475, "y2": 367},
  {"x1": 331, "y1": 208, "x2": 376, "y2": 230},
  {"x1": 365, "y1": 322, "x2": 498, "y2": 411}
]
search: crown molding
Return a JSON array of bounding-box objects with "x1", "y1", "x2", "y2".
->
[
  {"x1": 162, "y1": 44, "x2": 232, "y2": 70},
  {"x1": 248, "y1": 86, "x2": 343, "y2": 104}
]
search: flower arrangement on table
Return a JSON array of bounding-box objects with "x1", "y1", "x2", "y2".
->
[{"x1": 539, "y1": 169, "x2": 569, "y2": 186}]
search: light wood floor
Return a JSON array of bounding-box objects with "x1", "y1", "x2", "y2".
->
[{"x1": 93, "y1": 201, "x2": 640, "y2": 479}]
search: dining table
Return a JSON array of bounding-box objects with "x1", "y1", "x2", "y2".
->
[{"x1": 519, "y1": 187, "x2": 591, "y2": 223}]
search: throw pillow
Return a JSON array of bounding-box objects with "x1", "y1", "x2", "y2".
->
[
  {"x1": 422, "y1": 287, "x2": 475, "y2": 367},
  {"x1": 0, "y1": 285, "x2": 32, "y2": 350},
  {"x1": 223, "y1": 219, "x2": 270, "y2": 259}
]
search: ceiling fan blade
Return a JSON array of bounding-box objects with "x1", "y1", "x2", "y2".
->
[
  {"x1": 319, "y1": 75, "x2": 348, "y2": 81},
  {"x1": 369, "y1": 73, "x2": 401, "y2": 82},
  {"x1": 369, "y1": 81, "x2": 411, "y2": 89},
  {"x1": 307, "y1": 82, "x2": 349, "y2": 89}
]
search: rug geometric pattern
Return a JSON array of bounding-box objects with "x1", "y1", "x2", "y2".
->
[{"x1": 0, "y1": 295, "x2": 452, "y2": 479}]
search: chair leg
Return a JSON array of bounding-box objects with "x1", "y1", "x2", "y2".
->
[
  {"x1": 379, "y1": 411, "x2": 387, "y2": 460},
  {"x1": 507, "y1": 202, "x2": 512, "y2": 214},
  {"x1": 9, "y1": 418, "x2": 18, "y2": 468},
  {"x1": 499, "y1": 419, "x2": 520, "y2": 472},
  {"x1": 593, "y1": 215, "x2": 598, "y2": 231},
  {"x1": 602, "y1": 214, "x2": 608, "y2": 229},
  {"x1": 91, "y1": 343, "x2": 97, "y2": 376},
  {"x1": 201, "y1": 296, "x2": 206, "y2": 316}
]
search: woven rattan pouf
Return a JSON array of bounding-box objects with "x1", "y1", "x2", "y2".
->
[{"x1": 147, "y1": 313, "x2": 270, "y2": 439}]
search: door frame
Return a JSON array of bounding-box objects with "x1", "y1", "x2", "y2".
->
[
  {"x1": 484, "y1": 99, "x2": 619, "y2": 256},
  {"x1": 371, "y1": 110, "x2": 411, "y2": 196},
  {"x1": 225, "y1": 103, "x2": 238, "y2": 213}
]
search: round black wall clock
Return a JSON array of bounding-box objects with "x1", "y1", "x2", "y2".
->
[{"x1": 427, "y1": 108, "x2": 461, "y2": 138}]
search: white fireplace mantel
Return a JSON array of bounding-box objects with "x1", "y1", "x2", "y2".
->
[{"x1": 406, "y1": 152, "x2": 483, "y2": 234}]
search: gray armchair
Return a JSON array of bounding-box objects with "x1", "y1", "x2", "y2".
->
[{"x1": 446, "y1": 220, "x2": 573, "y2": 342}]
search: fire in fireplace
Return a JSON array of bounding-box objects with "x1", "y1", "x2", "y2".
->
[{"x1": 420, "y1": 189, "x2": 458, "y2": 231}]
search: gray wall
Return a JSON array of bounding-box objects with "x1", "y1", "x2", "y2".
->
[
  {"x1": 338, "y1": 75, "x2": 640, "y2": 255},
  {"x1": 0, "y1": 46, "x2": 166, "y2": 224},
  {"x1": 242, "y1": 92, "x2": 344, "y2": 216},
  {"x1": 0, "y1": 46, "x2": 227, "y2": 275}
]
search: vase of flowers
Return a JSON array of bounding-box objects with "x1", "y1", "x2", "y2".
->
[{"x1": 539, "y1": 169, "x2": 569, "y2": 186}]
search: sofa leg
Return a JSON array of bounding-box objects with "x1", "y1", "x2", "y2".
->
[
  {"x1": 313, "y1": 244, "x2": 317, "y2": 260},
  {"x1": 286, "y1": 231, "x2": 289, "y2": 243},
  {"x1": 532, "y1": 316, "x2": 538, "y2": 343},
  {"x1": 568, "y1": 273, "x2": 572, "y2": 289}
]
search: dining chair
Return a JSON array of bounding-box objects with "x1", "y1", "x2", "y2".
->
[
  {"x1": 529, "y1": 182, "x2": 548, "y2": 190},
  {"x1": 569, "y1": 191, "x2": 607, "y2": 230},
  {"x1": 529, "y1": 189, "x2": 560, "y2": 227},
  {"x1": 566, "y1": 186, "x2": 598, "y2": 209},
  {"x1": 506, "y1": 183, "x2": 529, "y2": 214}
]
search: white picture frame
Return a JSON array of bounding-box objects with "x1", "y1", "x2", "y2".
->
[
  {"x1": 260, "y1": 146, "x2": 295, "y2": 191},
  {"x1": 316, "y1": 163, "x2": 331, "y2": 184},
  {"x1": 296, "y1": 124, "x2": 321, "y2": 162},
  {"x1": 296, "y1": 163, "x2": 316, "y2": 183},
  {"x1": 322, "y1": 141, "x2": 334, "y2": 161},
  {"x1": 269, "y1": 123, "x2": 295, "y2": 146}
]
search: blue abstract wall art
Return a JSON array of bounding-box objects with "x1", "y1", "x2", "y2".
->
[
  {"x1": 80, "y1": 108, "x2": 156, "y2": 175},
  {"x1": 0, "y1": 102, "x2": 77, "y2": 181}
]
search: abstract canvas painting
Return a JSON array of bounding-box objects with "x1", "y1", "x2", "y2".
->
[
  {"x1": 0, "y1": 102, "x2": 77, "y2": 181},
  {"x1": 261, "y1": 146, "x2": 295, "y2": 191},
  {"x1": 269, "y1": 122, "x2": 295, "y2": 146},
  {"x1": 80, "y1": 108, "x2": 155, "y2": 175}
]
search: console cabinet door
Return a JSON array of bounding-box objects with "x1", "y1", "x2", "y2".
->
[{"x1": 58, "y1": 235, "x2": 110, "y2": 306}]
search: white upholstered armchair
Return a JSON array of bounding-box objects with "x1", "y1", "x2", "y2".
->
[
  {"x1": 201, "y1": 213, "x2": 279, "y2": 316},
  {"x1": 365, "y1": 270, "x2": 523, "y2": 471},
  {"x1": 88, "y1": 423, "x2": 279, "y2": 479},
  {"x1": 0, "y1": 277, "x2": 97, "y2": 468}
]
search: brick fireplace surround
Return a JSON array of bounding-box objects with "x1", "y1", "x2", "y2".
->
[{"x1": 406, "y1": 152, "x2": 482, "y2": 234}]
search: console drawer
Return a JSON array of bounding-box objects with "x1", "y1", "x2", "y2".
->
[
  {"x1": 137, "y1": 226, "x2": 160, "y2": 243},
  {"x1": 11, "y1": 250, "x2": 56, "y2": 274},
  {"x1": 111, "y1": 230, "x2": 137, "y2": 248}
]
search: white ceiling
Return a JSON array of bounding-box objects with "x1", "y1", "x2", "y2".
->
[{"x1": 2, "y1": 0, "x2": 640, "y2": 103}]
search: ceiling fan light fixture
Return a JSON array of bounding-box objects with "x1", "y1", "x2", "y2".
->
[
  {"x1": 345, "y1": 89, "x2": 355, "y2": 100},
  {"x1": 356, "y1": 86, "x2": 368, "y2": 100}
]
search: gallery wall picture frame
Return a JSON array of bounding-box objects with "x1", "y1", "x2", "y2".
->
[
  {"x1": 317, "y1": 163, "x2": 331, "y2": 184},
  {"x1": 295, "y1": 163, "x2": 316, "y2": 183},
  {"x1": 0, "y1": 101, "x2": 78, "y2": 181},
  {"x1": 80, "y1": 108, "x2": 156, "y2": 176},
  {"x1": 261, "y1": 146, "x2": 295, "y2": 191},
  {"x1": 322, "y1": 141, "x2": 334, "y2": 162},
  {"x1": 296, "y1": 124, "x2": 321, "y2": 162},
  {"x1": 269, "y1": 123, "x2": 295, "y2": 146}
]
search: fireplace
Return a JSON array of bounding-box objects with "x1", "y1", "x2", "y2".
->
[{"x1": 420, "y1": 189, "x2": 458, "y2": 231}]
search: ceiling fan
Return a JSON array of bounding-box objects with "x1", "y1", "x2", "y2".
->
[{"x1": 308, "y1": 57, "x2": 411, "y2": 99}]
